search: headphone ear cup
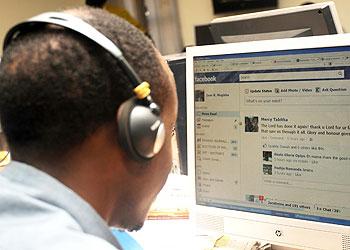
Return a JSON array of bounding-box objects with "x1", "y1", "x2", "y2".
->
[{"x1": 117, "y1": 98, "x2": 165, "y2": 161}]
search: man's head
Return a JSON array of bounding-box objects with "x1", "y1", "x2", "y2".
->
[{"x1": 0, "y1": 7, "x2": 177, "y2": 230}]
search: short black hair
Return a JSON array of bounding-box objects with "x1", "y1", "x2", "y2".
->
[{"x1": 0, "y1": 7, "x2": 171, "y2": 160}]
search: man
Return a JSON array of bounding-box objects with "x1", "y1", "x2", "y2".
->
[{"x1": 0, "y1": 6, "x2": 177, "y2": 250}]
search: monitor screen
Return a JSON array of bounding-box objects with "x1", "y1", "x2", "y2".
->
[{"x1": 187, "y1": 34, "x2": 350, "y2": 249}]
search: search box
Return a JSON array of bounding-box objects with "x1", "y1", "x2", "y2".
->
[{"x1": 240, "y1": 70, "x2": 344, "y2": 82}]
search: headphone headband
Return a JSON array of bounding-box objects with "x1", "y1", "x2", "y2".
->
[
  {"x1": 2, "y1": 11, "x2": 165, "y2": 161},
  {"x1": 3, "y1": 12, "x2": 142, "y2": 88}
]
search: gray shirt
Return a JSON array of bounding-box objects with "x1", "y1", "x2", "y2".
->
[{"x1": 0, "y1": 161, "x2": 122, "y2": 250}]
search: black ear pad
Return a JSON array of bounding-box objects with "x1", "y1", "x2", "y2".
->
[{"x1": 117, "y1": 98, "x2": 165, "y2": 161}]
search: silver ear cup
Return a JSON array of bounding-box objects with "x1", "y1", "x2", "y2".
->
[
  {"x1": 153, "y1": 122, "x2": 165, "y2": 154},
  {"x1": 117, "y1": 98, "x2": 165, "y2": 161}
]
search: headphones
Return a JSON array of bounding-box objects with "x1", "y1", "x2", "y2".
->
[{"x1": 2, "y1": 12, "x2": 165, "y2": 161}]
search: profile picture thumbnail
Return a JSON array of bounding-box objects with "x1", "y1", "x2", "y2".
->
[
  {"x1": 263, "y1": 164, "x2": 272, "y2": 175},
  {"x1": 245, "y1": 194, "x2": 255, "y2": 202},
  {"x1": 263, "y1": 151, "x2": 272, "y2": 162},
  {"x1": 245, "y1": 116, "x2": 259, "y2": 132},
  {"x1": 195, "y1": 89, "x2": 205, "y2": 102}
]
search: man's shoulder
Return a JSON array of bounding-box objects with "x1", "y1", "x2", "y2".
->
[
  {"x1": 0, "y1": 169, "x2": 119, "y2": 250},
  {"x1": 0, "y1": 192, "x2": 118, "y2": 249},
  {"x1": 0, "y1": 228, "x2": 119, "y2": 250},
  {"x1": 45, "y1": 231, "x2": 119, "y2": 250}
]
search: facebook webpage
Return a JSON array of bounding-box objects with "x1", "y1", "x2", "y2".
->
[{"x1": 193, "y1": 46, "x2": 350, "y2": 226}]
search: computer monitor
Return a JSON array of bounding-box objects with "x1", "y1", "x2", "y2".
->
[
  {"x1": 165, "y1": 53, "x2": 188, "y2": 175},
  {"x1": 195, "y1": 24, "x2": 216, "y2": 46},
  {"x1": 186, "y1": 34, "x2": 350, "y2": 249},
  {"x1": 195, "y1": 2, "x2": 343, "y2": 45}
]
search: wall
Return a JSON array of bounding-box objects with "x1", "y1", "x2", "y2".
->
[
  {"x1": 177, "y1": 0, "x2": 350, "y2": 47},
  {"x1": 177, "y1": 0, "x2": 214, "y2": 47},
  {"x1": 0, "y1": 0, "x2": 84, "y2": 51}
]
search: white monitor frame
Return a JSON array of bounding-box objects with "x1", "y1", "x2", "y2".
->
[{"x1": 186, "y1": 34, "x2": 350, "y2": 250}]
